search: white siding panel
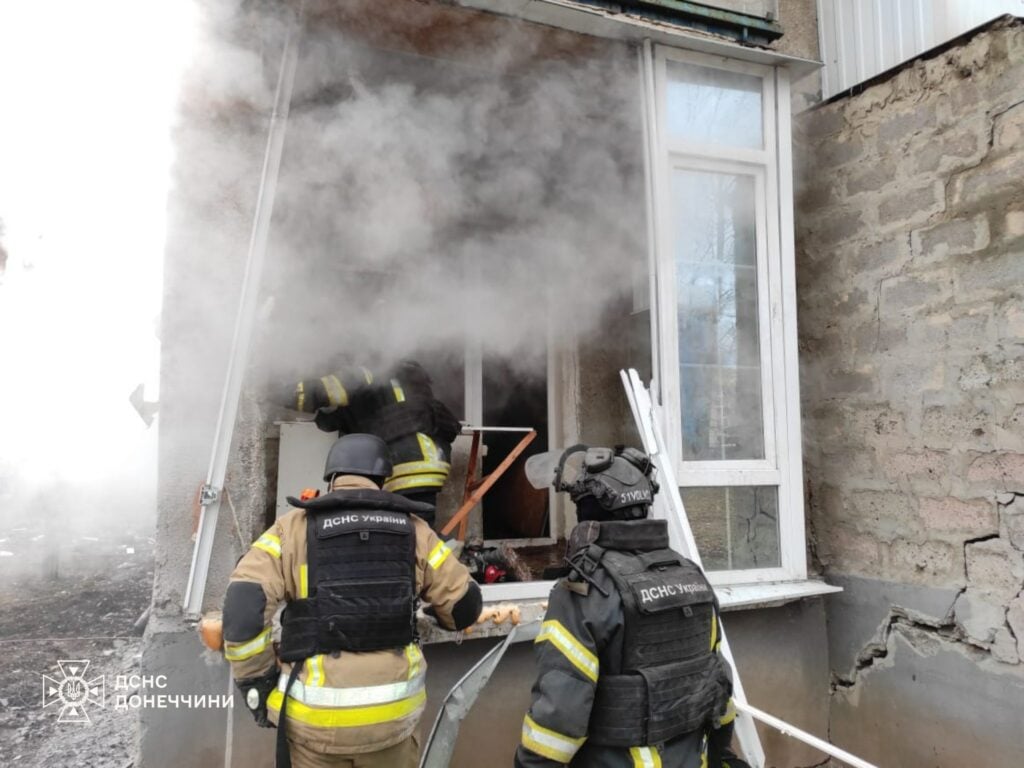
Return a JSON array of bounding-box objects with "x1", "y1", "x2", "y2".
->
[{"x1": 817, "y1": 0, "x2": 1023, "y2": 100}]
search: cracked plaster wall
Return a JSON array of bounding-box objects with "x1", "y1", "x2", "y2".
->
[{"x1": 795, "y1": 18, "x2": 1024, "y2": 767}]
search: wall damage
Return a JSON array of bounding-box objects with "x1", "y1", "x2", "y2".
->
[{"x1": 796, "y1": 16, "x2": 1024, "y2": 767}]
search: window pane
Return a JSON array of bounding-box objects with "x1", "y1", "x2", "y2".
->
[
  {"x1": 681, "y1": 486, "x2": 780, "y2": 570},
  {"x1": 674, "y1": 169, "x2": 764, "y2": 461},
  {"x1": 666, "y1": 61, "x2": 763, "y2": 148}
]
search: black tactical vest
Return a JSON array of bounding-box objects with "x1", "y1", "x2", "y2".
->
[
  {"x1": 277, "y1": 489, "x2": 429, "y2": 662},
  {"x1": 572, "y1": 521, "x2": 732, "y2": 747}
]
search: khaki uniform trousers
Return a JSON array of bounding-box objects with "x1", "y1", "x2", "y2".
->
[{"x1": 288, "y1": 733, "x2": 419, "y2": 768}]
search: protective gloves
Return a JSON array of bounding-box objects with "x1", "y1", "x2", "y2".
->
[{"x1": 236, "y1": 666, "x2": 279, "y2": 728}]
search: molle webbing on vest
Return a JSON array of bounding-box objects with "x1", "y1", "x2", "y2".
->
[
  {"x1": 278, "y1": 498, "x2": 417, "y2": 661},
  {"x1": 590, "y1": 654, "x2": 731, "y2": 746},
  {"x1": 610, "y1": 550, "x2": 716, "y2": 668},
  {"x1": 586, "y1": 545, "x2": 730, "y2": 747}
]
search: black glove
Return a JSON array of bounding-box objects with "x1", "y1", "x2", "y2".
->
[{"x1": 236, "y1": 666, "x2": 279, "y2": 728}]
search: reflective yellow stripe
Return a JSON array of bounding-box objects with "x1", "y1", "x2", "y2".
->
[
  {"x1": 384, "y1": 474, "x2": 447, "y2": 493},
  {"x1": 535, "y1": 620, "x2": 599, "y2": 682},
  {"x1": 404, "y1": 644, "x2": 423, "y2": 680},
  {"x1": 304, "y1": 656, "x2": 325, "y2": 687},
  {"x1": 224, "y1": 627, "x2": 271, "y2": 661},
  {"x1": 521, "y1": 715, "x2": 585, "y2": 763},
  {"x1": 299, "y1": 564, "x2": 308, "y2": 599},
  {"x1": 266, "y1": 688, "x2": 426, "y2": 728},
  {"x1": 630, "y1": 746, "x2": 663, "y2": 768},
  {"x1": 391, "y1": 378, "x2": 406, "y2": 403},
  {"x1": 253, "y1": 533, "x2": 281, "y2": 559},
  {"x1": 719, "y1": 698, "x2": 737, "y2": 726},
  {"x1": 295, "y1": 381, "x2": 306, "y2": 412},
  {"x1": 360, "y1": 367, "x2": 373, "y2": 384},
  {"x1": 321, "y1": 375, "x2": 348, "y2": 407},
  {"x1": 389, "y1": 459, "x2": 452, "y2": 477},
  {"x1": 710, "y1": 611, "x2": 718, "y2": 650},
  {"x1": 416, "y1": 433, "x2": 440, "y2": 461},
  {"x1": 302, "y1": 656, "x2": 324, "y2": 687},
  {"x1": 428, "y1": 540, "x2": 452, "y2": 570}
]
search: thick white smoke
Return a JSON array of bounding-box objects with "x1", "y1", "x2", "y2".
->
[
  {"x1": 180, "y1": 1, "x2": 653, "y2": 385},
  {"x1": 0, "y1": 2, "x2": 196, "y2": 555}
]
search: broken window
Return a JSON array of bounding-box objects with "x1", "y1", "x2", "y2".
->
[{"x1": 644, "y1": 47, "x2": 804, "y2": 584}]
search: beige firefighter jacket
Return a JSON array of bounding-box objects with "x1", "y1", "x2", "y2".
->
[{"x1": 224, "y1": 475, "x2": 475, "y2": 754}]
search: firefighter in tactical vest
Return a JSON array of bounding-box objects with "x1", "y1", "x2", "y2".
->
[
  {"x1": 222, "y1": 434, "x2": 483, "y2": 768},
  {"x1": 284, "y1": 360, "x2": 460, "y2": 528},
  {"x1": 514, "y1": 445, "x2": 749, "y2": 768}
]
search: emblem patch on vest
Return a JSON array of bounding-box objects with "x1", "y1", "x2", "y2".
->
[{"x1": 315, "y1": 511, "x2": 410, "y2": 538}]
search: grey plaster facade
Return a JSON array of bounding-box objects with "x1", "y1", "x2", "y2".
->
[{"x1": 795, "y1": 17, "x2": 1024, "y2": 767}]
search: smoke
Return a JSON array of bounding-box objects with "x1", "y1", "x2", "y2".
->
[
  {"x1": 222, "y1": 1, "x2": 651, "y2": 384},
  {"x1": 148, "y1": 0, "x2": 650, "y2": 583},
  {"x1": 0, "y1": 2, "x2": 195, "y2": 555}
]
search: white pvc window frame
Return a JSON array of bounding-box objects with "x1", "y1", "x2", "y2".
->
[{"x1": 644, "y1": 43, "x2": 807, "y2": 586}]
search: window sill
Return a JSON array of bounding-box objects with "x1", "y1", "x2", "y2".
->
[
  {"x1": 716, "y1": 579, "x2": 842, "y2": 611},
  {"x1": 418, "y1": 579, "x2": 841, "y2": 644}
]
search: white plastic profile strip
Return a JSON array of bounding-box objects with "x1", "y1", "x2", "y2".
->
[
  {"x1": 736, "y1": 701, "x2": 880, "y2": 768},
  {"x1": 183, "y1": 4, "x2": 305, "y2": 619}
]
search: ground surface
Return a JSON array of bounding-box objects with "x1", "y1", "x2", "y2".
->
[{"x1": 0, "y1": 525, "x2": 153, "y2": 767}]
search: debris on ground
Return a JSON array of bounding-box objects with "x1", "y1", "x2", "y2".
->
[{"x1": 0, "y1": 526, "x2": 153, "y2": 767}]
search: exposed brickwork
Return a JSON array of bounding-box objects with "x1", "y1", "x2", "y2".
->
[{"x1": 796, "y1": 19, "x2": 1024, "y2": 657}]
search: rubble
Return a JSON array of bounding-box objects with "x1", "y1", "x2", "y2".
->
[{"x1": 0, "y1": 527, "x2": 153, "y2": 767}]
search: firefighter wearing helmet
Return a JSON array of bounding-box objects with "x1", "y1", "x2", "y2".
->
[
  {"x1": 514, "y1": 445, "x2": 749, "y2": 768},
  {"x1": 222, "y1": 434, "x2": 482, "y2": 768},
  {"x1": 284, "y1": 360, "x2": 461, "y2": 529}
]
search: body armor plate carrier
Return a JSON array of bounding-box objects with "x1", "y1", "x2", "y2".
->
[
  {"x1": 278, "y1": 489, "x2": 422, "y2": 661},
  {"x1": 579, "y1": 526, "x2": 732, "y2": 747}
]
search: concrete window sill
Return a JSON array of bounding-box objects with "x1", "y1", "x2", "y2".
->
[{"x1": 418, "y1": 579, "x2": 841, "y2": 644}]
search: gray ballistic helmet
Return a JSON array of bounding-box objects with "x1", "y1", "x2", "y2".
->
[
  {"x1": 323, "y1": 433, "x2": 393, "y2": 482},
  {"x1": 525, "y1": 444, "x2": 659, "y2": 520}
]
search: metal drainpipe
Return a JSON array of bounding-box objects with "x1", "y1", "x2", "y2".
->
[
  {"x1": 182, "y1": 2, "x2": 304, "y2": 622},
  {"x1": 215, "y1": 9, "x2": 305, "y2": 765}
]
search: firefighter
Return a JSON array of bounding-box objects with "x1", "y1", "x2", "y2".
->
[
  {"x1": 514, "y1": 445, "x2": 749, "y2": 768},
  {"x1": 223, "y1": 433, "x2": 483, "y2": 768},
  {"x1": 285, "y1": 359, "x2": 460, "y2": 528}
]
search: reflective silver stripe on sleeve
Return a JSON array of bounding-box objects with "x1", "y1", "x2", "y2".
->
[
  {"x1": 521, "y1": 714, "x2": 585, "y2": 763},
  {"x1": 224, "y1": 627, "x2": 271, "y2": 661},
  {"x1": 535, "y1": 620, "x2": 599, "y2": 682}
]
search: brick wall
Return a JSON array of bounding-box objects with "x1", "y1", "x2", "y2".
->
[{"x1": 794, "y1": 18, "x2": 1024, "y2": 766}]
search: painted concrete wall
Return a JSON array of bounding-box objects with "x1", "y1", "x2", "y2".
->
[
  {"x1": 794, "y1": 18, "x2": 1024, "y2": 767},
  {"x1": 138, "y1": 601, "x2": 830, "y2": 768},
  {"x1": 774, "y1": 0, "x2": 824, "y2": 111}
]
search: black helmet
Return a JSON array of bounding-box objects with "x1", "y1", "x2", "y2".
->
[
  {"x1": 526, "y1": 444, "x2": 658, "y2": 521},
  {"x1": 323, "y1": 433, "x2": 393, "y2": 482}
]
